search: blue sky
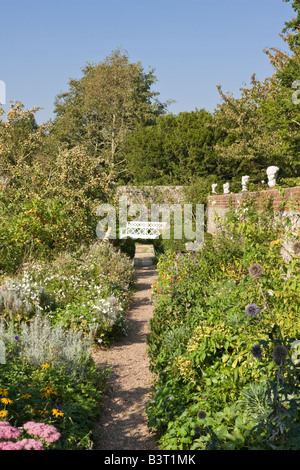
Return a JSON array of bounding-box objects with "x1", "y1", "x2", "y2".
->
[{"x1": 0, "y1": 0, "x2": 294, "y2": 124}]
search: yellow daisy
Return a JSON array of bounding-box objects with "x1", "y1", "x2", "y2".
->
[{"x1": 0, "y1": 398, "x2": 13, "y2": 405}]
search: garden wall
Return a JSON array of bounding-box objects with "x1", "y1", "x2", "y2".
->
[
  {"x1": 206, "y1": 186, "x2": 300, "y2": 262},
  {"x1": 206, "y1": 187, "x2": 300, "y2": 235},
  {"x1": 116, "y1": 185, "x2": 184, "y2": 205}
]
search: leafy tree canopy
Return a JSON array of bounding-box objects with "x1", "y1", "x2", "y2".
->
[
  {"x1": 123, "y1": 109, "x2": 217, "y2": 185},
  {"x1": 52, "y1": 48, "x2": 169, "y2": 180}
]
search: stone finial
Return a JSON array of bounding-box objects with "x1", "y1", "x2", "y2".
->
[
  {"x1": 266, "y1": 166, "x2": 279, "y2": 188},
  {"x1": 223, "y1": 182, "x2": 230, "y2": 194},
  {"x1": 241, "y1": 175, "x2": 250, "y2": 191},
  {"x1": 212, "y1": 184, "x2": 217, "y2": 194}
]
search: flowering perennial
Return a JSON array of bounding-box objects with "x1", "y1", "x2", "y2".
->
[
  {"x1": 21, "y1": 421, "x2": 61, "y2": 443},
  {"x1": 0, "y1": 420, "x2": 61, "y2": 450}
]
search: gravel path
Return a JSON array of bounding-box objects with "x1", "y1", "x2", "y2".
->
[{"x1": 92, "y1": 245, "x2": 159, "y2": 450}]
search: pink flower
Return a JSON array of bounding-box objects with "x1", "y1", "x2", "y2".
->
[
  {"x1": 21, "y1": 421, "x2": 61, "y2": 443},
  {"x1": 19, "y1": 438, "x2": 44, "y2": 450},
  {"x1": 0, "y1": 441, "x2": 24, "y2": 450},
  {"x1": 0, "y1": 422, "x2": 21, "y2": 440}
]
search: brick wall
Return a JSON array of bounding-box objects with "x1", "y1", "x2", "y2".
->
[{"x1": 206, "y1": 187, "x2": 300, "y2": 235}]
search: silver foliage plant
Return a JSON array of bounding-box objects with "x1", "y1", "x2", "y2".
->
[
  {"x1": 0, "y1": 315, "x2": 91, "y2": 377},
  {"x1": 0, "y1": 274, "x2": 57, "y2": 319}
]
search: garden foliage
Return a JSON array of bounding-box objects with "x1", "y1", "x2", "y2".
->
[
  {"x1": 0, "y1": 241, "x2": 134, "y2": 449},
  {"x1": 147, "y1": 197, "x2": 300, "y2": 450}
]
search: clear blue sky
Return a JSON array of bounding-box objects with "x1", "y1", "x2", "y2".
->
[{"x1": 0, "y1": 0, "x2": 294, "y2": 124}]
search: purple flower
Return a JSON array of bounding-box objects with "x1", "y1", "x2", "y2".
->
[
  {"x1": 168, "y1": 396, "x2": 173, "y2": 401},
  {"x1": 15, "y1": 336, "x2": 19, "y2": 341}
]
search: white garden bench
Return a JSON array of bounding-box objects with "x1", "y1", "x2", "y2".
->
[{"x1": 120, "y1": 221, "x2": 167, "y2": 239}]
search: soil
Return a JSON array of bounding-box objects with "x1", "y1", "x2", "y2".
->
[{"x1": 92, "y1": 245, "x2": 159, "y2": 450}]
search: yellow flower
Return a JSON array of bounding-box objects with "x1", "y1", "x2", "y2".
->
[
  {"x1": 0, "y1": 410, "x2": 8, "y2": 418},
  {"x1": 21, "y1": 394, "x2": 32, "y2": 399},
  {"x1": 41, "y1": 363, "x2": 50, "y2": 370},
  {"x1": 1, "y1": 398, "x2": 13, "y2": 405},
  {"x1": 41, "y1": 386, "x2": 57, "y2": 398},
  {"x1": 52, "y1": 408, "x2": 64, "y2": 417},
  {"x1": 0, "y1": 388, "x2": 8, "y2": 397}
]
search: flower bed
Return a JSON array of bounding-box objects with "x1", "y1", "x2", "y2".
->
[
  {"x1": 147, "y1": 199, "x2": 300, "y2": 450},
  {"x1": 0, "y1": 242, "x2": 134, "y2": 345},
  {"x1": 0, "y1": 241, "x2": 134, "y2": 449}
]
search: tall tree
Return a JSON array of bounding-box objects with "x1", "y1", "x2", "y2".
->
[
  {"x1": 283, "y1": 0, "x2": 300, "y2": 51},
  {"x1": 212, "y1": 3, "x2": 300, "y2": 182},
  {"x1": 52, "y1": 48, "x2": 167, "y2": 181},
  {"x1": 0, "y1": 101, "x2": 49, "y2": 186},
  {"x1": 124, "y1": 109, "x2": 217, "y2": 185},
  {"x1": 212, "y1": 75, "x2": 288, "y2": 180}
]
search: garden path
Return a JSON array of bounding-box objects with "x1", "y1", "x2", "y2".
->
[{"x1": 92, "y1": 244, "x2": 159, "y2": 450}]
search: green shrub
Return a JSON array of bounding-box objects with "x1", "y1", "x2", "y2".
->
[{"x1": 147, "y1": 198, "x2": 300, "y2": 450}]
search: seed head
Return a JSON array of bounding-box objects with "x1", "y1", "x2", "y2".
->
[
  {"x1": 197, "y1": 410, "x2": 207, "y2": 420},
  {"x1": 193, "y1": 425, "x2": 203, "y2": 435},
  {"x1": 245, "y1": 303, "x2": 260, "y2": 317},
  {"x1": 292, "y1": 242, "x2": 300, "y2": 255},
  {"x1": 251, "y1": 344, "x2": 263, "y2": 360},
  {"x1": 273, "y1": 345, "x2": 289, "y2": 366},
  {"x1": 249, "y1": 263, "x2": 264, "y2": 279}
]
